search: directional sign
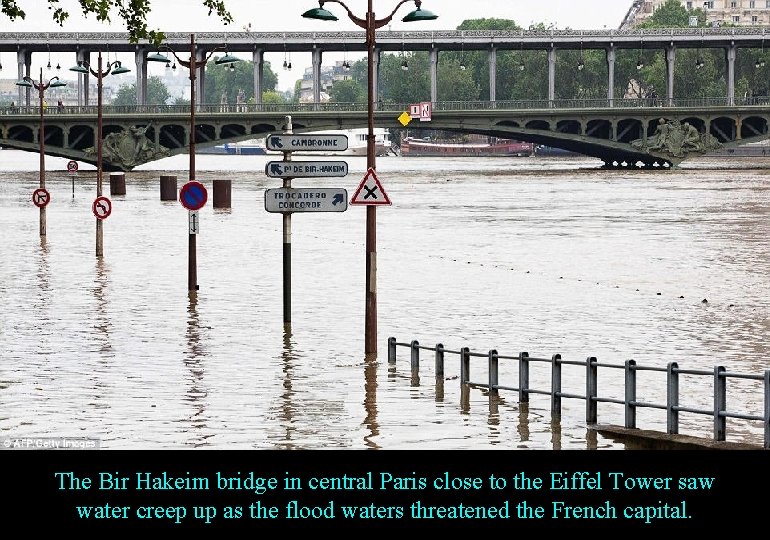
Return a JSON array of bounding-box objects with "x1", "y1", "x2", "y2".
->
[
  {"x1": 265, "y1": 133, "x2": 349, "y2": 152},
  {"x1": 179, "y1": 181, "x2": 208, "y2": 211},
  {"x1": 409, "y1": 102, "x2": 432, "y2": 122},
  {"x1": 67, "y1": 160, "x2": 78, "y2": 174},
  {"x1": 265, "y1": 161, "x2": 349, "y2": 179},
  {"x1": 92, "y1": 196, "x2": 112, "y2": 220},
  {"x1": 265, "y1": 188, "x2": 348, "y2": 213},
  {"x1": 32, "y1": 188, "x2": 50, "y2": 208},
  {"x1": 189, "y1": 210, "x2": 200, "y2": 235},
  {"x1": 350, "y1": 168, "x2": 391, "y2": 206}
]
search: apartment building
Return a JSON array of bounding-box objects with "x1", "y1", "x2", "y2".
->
[{"x1": 621, "y1": 0, "x2": 770, "y2": 28}]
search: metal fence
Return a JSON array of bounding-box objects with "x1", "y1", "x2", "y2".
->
[{"x1": 388, "y1": 337, "x2": 770, "y2": 449}]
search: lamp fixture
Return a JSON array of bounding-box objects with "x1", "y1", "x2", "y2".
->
[
  {"x1": 637, "y1": 38, "x2": 644, "y2": 70},
  {"x1": 401, "y1": 59, "x2": 409, "y2": 71},
  {"x1": 577, "y1": 40, "x2": 584, "y2": 70},
  {"x1": 459, "y1": 33, "x2": 466, "y2": 70}
]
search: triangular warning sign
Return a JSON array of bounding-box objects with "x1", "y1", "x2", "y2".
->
[{"x1": 350, "y1": 167, "x2": 391, "y2": 206}]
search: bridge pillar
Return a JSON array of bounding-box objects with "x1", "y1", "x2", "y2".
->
[
  {"x1": 665, "y1": 45, "x2": 676, "y2": 107},
  {"x1": 548, "y1": 46, "x2": 556, "y2": 106},
  {"x1": 253, "y1": 49, "x2": 264, "y2": 104},
  {"x1": 17, "y1": 49, "x2": 31, "y2": 107},
  {"x1": 76, "y1": 49, "x2": 90, "y2": 106},
  {"x1": 606, "y1": 46, "x2": 615, "y2": 107},
  {"x1": 430, "y1": 48, "x2": 438, "y2": 104},
  {"x1": 726, "y1": 43, "x2": 737, "y2": 106},
  {"x1": 135, "y1": 47, "x2": 148, "y2": 106},
  {"x1": 488, "y1": 47, "x2": 496, "y2": 103},
  {"x1": 312, "y1": 47, "x2": 322, "y2": 109}
]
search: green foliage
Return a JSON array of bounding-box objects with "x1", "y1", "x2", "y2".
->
[
  {"x1": 329, "y1": 79, "x2": 365, "y2": 103},
  {"x1": 0, "y1": 0, "x2": 232, "y2": 45},
  {"x1": 261, "y1": 91, "x2": 286, "y2": 104},
  {"x1": 111, "y1": 75, "x2": 170, "y2": 106},
  {"x1": 202, "y1": 60, "x2": 277, "y2": 104},
  {"x1": 638, "y1": 0, "x2": 705, "y2": 28}
]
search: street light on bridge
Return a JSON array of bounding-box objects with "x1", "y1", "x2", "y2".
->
[
  {"x1": 16, "y1": 69, "x2": 67, "y2": 237},
  {"x1": 146, "y1": 34, "x2": 240, "y2": 293},
  {"x1": 303, "y1": 0, "x2": 437, "y2": 356},
  {"x1": 70, "y1": 53, "x2": 130, "y2": 257}
]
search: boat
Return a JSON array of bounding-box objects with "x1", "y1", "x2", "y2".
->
[
  {"x1": 400, "y1": 136, "x2": 534, "y2": 157},
  {"x1": 534, "y1": 145, "x2": 583, "y2": 157}
]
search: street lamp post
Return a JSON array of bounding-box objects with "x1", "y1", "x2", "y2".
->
[
  {"x1": 16, "y1": 68, "x2": 66, "y2": 237},
  {"x1": 303, "y1": 0, "x2": 437, "y2": 355},
  {"x1": 70, "y1": 53, "x2": 130, "y2": 257},
  {"x1": 147, "y1": 34, "x2": 239, "y2": 293}
]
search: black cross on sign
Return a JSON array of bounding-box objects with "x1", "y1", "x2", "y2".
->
[{"x1": 363, "y1": 185, "x2": 379, "y2": 200}]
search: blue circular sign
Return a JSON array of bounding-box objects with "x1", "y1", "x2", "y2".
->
[{"x1": 179, "y1": 181, "x2": 208, "y2": 211}]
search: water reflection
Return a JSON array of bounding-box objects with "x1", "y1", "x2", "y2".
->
[
  {"x1": 183, "y1": 292, "x2": 210, "y2": 447},
  {"x1": 92, "y1": 258, "x2": 113, "y2": 358},
  {"x1": 279, "y1": 323, "x2": 298, "y2": 449},
  {"x1": 362, "y1": 353, "x2": 380, "y2": 449}
]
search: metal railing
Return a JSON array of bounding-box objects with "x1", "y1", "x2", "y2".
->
[
  {"x1": 2, "y1": 96, "x2": 770, "y2": 117},
  {"x1": 388, "y1": 337, "x2": 770, "y2": 449}
]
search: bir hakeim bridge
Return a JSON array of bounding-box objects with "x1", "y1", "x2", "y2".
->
[{"x1": 2, "y1": 27, "x2": 770, "y2": 169}]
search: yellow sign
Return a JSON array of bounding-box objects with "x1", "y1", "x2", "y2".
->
[{"x1": 398, "y1": 111, "x2": 412, "y2": 127}]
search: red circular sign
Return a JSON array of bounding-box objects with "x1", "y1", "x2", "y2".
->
[
  {"x1": 92, "y1": 196, "x2": 112, "y2": 220},
  {"x1": 67, "y1": 160, "x2": 78, "y2": 172},
  {"x1": 32, "y1": 188, "x2": 50, "y2": 208},
  {"x1": 179, "y1": 181, "x2": 208, "y2": 211}
]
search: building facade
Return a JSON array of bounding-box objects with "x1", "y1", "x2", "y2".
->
[{"x1": 621, "y1": 0, "x2": 770, "y2": 28}]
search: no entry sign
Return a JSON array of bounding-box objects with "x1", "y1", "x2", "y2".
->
[
  {"x1": 179, "y1": 181, "x2": 208, "y2": 211},
  {"x1": 67, "y1": 160, "x2": 78, "y2": 173}
]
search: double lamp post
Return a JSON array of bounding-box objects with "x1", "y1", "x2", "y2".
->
[{"x1": 303, "y1": 0, "x2": 437, "y2": 355}]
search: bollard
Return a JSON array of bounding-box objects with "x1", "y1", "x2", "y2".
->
[
  {"x1": 387, "y1": 337, "x2": 397, "y2": 364},
  {"x1": 518, "y1": 352, "x2": 530, "y2": 403},
  {"x1": 109, "y1": 172, "x2": 126, "y2": 196},
  {"x1": 667, "y1": 362, "x2": 679, "y2": 435},
  {"x1": 460, "y1": 347, "x2": 470, "y2": 385},
  {"x1": 160, "y1": 175, "x2": 177, "y2": 201},
  {"x1": 551, "y1": 354, "x2": 562, "y2": 418},
  {"x1": 213, "y1": 179, "x2": 232, "y2": 208},
  {"x1": 624, "y1": 359, "x2": 637, "y2": 429},
  {"x1": 410, "y1": 340, "x2": 420, "y2": 374},
  {"x1": 586, "y1": 356, "x2": 598, "y2": 425},
  {"x1": 714, "y1": 366, "x2": 726, "y2": 441},
  {"x1": 434, "y1": 343, "x2": 444, "y2": 379},
  {"x1": 488, "y1": 350, "x2": 498, "y2": 396}
]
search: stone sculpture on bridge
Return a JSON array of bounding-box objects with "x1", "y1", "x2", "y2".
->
[
  {"x1": 85, "y1": 125, "x2": 169, "y2": 170},
  {"x1": 632, "y1": 118, "x2": 722, "y2": 159}
]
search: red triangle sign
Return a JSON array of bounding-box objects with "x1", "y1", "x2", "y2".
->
[{"x1": 350, "y1": 167, "x2": 391, "y2": 206}]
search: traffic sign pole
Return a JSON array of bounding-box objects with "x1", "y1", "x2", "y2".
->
[
  {"x1": 179, "y1": 181, "x2": 208, "y2": 293},
  {"x1": 283, "y1": 116, "x2": 293, "y2": 325}
]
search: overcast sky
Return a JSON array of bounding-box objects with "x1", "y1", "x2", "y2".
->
[{"x1": 1, "y1": 0, "x2": 632, "y2": 91}]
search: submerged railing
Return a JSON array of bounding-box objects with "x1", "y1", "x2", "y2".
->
[{"x1": 388, "y1": 337, "x2": 770, "y2": 449}]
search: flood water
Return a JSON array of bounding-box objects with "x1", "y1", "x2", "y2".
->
[{"x1": 1, "y1": 149, "x2": 768, "y2": 449}]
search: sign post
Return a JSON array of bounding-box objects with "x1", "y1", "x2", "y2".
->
[
  {"x1": 179, "y1": 181, "x2": 208, "y2": 292},
  {"x1": 67, "y1": 160, "x2": 78, "y2": 198},
  {"x1": 266, "y1": 119, "x2": 350, "y2": 325}
]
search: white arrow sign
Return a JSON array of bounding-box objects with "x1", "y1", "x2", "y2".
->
[
  {"x1": 265, "y1": 161, "x2": 349, "y2": 178},
  {"x1": 265, "y1": 134, "x2": 349, "y2": 152},
  {"x1": 189, "y1": 210, "x2": 200, "y2": 235},
  {"x1": 265, "y1": 188, "x2": 348, "y2": 213}
]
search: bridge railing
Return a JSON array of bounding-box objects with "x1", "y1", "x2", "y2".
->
[
  {"x1": 1, "y1": 96, "x2": 768, "y2": 117},
  {"x1": 387, "y1": 337, "x2": 770, "y2": 449}
]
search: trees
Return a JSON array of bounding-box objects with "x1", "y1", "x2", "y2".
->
[
  {"x1": 112, "y1": 76, "x2": 170, "y2": 106},
  {"x1": 203, "y1": 60, "x2": 278, "y2": 105},
  {"x1": 0, "y1": 0, "x2": 232, "y2": 45}
]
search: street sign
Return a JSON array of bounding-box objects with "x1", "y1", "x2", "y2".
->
[
  {"x1": 265, "y1": 133, "x2": 349, "y2": 152},
  {"x1": 179, "y1": 181, "x2": 208, "y2": 211},
  {"x1": 92, "y1": 196, "x2": 112, "y2": 220},
  {"x1": 32, "y1": 188, "x2": 50, "y2": 208},
  {"x1": 265, "y1": 188, "x2": 348, "y2": 213},
  {"x1": 350, "y1": 168, "x2": 391, "y2": 206},
  {"x1": 189, "y1": 210, "x2": 200, "y2": 235},
  {"x1": 398, "y1": 111, "x2": 412, "y2": 127},
  {"x1": 67, "y1": 160, "x2": 78, "y2": 174},
  {"x1": 409, "y1": 102, "x2": 432, "y2": 122},
  {"x1": 265, "y1": 161, "x2": 349, "y2": 179}
]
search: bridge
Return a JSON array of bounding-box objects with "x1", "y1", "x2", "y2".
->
[{"x1": 2, "y1": 98, "x2": 768, "y2": 169}]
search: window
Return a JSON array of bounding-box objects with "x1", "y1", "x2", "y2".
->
[
  {"x1": 752, "y1": 15, "x2": 759, "y2": 22},
  {"x1": 730, "y1": 1, "x2": 737, "y2": 7},
  {"x1": 687, "y1": 1, "x2": 693, "y2": 8},
  {"x1": 703, "y1": 1, "x2": 713, "y2": 8},
  {"x1": 733, "y1": 15, "x2": 740, "y2": 21},
  {"x1": 750, "y1": 0, "x2": 756, "y2": 7}
]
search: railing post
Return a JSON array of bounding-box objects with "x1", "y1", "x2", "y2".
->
[
  {"x1": 714, "y1": 366, "x2": 727, "y2": 442},
  {"x1": 667, "y1": 362, "x2": 679, "y2": 434},
  {"x1": 518, "y1": 352, "x2": 530, "y2": 403},
  {"x1": 488, "y1": 350, "x2": 498, "y2": 396},
  {"x1": 460, "y1": 347, "x2": 470, "y2": 385},
  {"x1": 410, "y1": 340, "x2": 420, "y2": 373},
  {"x1": 586, "y1": 356, "x2": 598, "y2": 425},
  {"x1": 434, "y1": 343, "x2": 444, "y2": 380},
  {"x1": 551, "y1": 354, "x2": 562, "y2": 417},
  {"x1": 765, "y1": 369, "x2": 770, "y2": 450},
  {"x1": 387, "y1": 337, "x2": 396, "y2": 364},
  {"x1": 624, "y1": 360, "x2": 637, "y2": 429}
]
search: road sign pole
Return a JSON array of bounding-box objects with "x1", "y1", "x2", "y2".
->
[{"x1": 283, "y1": 115, "x2": 293, "y2": 325}]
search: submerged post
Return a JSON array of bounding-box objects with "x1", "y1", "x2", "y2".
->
[
  {"x1": 667, "y1": 362, "x2": 679, "y2": 434},
  {"x1": 586, "y1": 356, "x2": 598, "y2": 424},
  {"x1": 624, "y1": 359, "x2": 637, "y2": 429},
  {"x1": 518, "y1": 352, "x2": 530, "y2": 403},
  {"x1": 714, "y1": 366, "x2": 727, "y2": 441},
  {"x1": 387, "y1": 337, "x2": 396, "y2": 364},
  {"x1": 551, "y1": 354, "x2": 562, "y2": 417},
  {"x1": 488, "y1": 349, "x2": 498, "y2": 396}
]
